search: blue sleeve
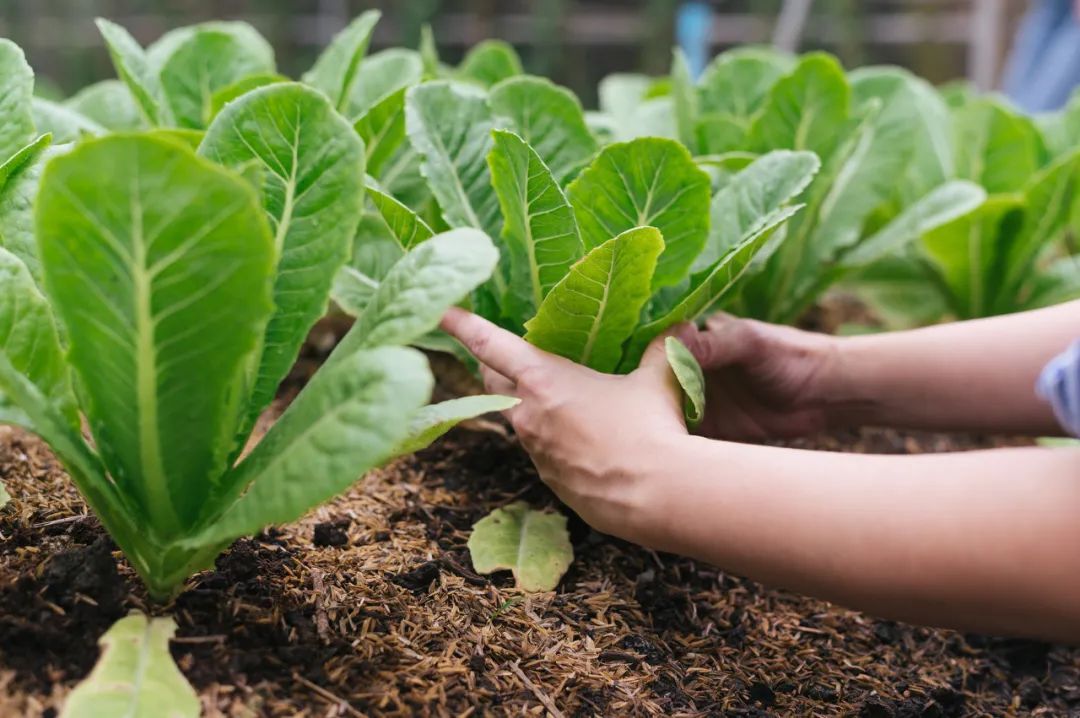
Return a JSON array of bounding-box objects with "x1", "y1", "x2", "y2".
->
[
  {"x1": 1037, "y1": 341, "x2": 1080, "y2": 437},
  {"x1": 1002, "y1": 0, "x2": 1080, "y2": 113}
]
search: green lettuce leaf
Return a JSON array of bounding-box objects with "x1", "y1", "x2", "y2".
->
[
  {"x1": 37, "y1": 134, "x2": 276, "y2": 538},
  {"x1": 849, "y1": 66, "x2": 954, "y2": 203},
  {"x1": 0, "y1": 39, "x2": 35, "y2": 162},
  {"x1": 953, "y1": 98, "x2": 1044, "y2": 195},
  {"x1": 1038, "y1": 90, "x2": 1080, "y2": 160},
  {"x1": 65, "y1": 80, "x2": 146, "y2": 131},
  {"x1": 488, "y1": 76, "x2": 598, "y2": 182},
  {"x1": 695, "y1": 149, "x2": 820, "y2": 271},
  {"x1": 1026, "y1": 255, "x2": 1080, "y2": 310},
  {"x1": 0, "y1": 311, "x2": 157, "y2": 595},
  {"x1": 208, "y1": 73, "x2": 288, "y2": 121},
  {"x1": 0, "y1": 133, "x2": 50, "y2": 191},
  {"x1": 392, "y1": 395, "x2": 520, "y2": 457},
  {"x1": 487, "y1": 129, "x2": 583, "y2": 327},
  {"x1": 525, "y1": 226, "x2": 664, "y2": 373},
  {"x1": 698, "y1": 47, "x2": 792, "y2": 120},
  {"x1": 666, "y1": 337, "x2": 705, "y2": 428},
  {"x1": 921, "y1": 195, "x2": 1022, "y2": 319},
  {"x1": 840, "y1": 181, "x2": 989, "y2": 267},
  {"x1": 95, "y1": 18, "x2": 171, "y2": 126},
  {"x1": 349, "y1": 50, "x2": 423, "y2": 176},
  {"x1": 199, "y1": 83, "x2": 367, "y2": 434},
  {"x1": 1001, "y1": 151, "x2": 1080, "y2": 302},
  {"x1": 190, "y1": 347, "x2": 432, "y2": 547},
  {"x1": 843, "y1": 256, "x2": 949, "y2": 329},
  {"x1": 458, "y1": 40, "x2": 523, "y2": 88},
  {"x1": 347, "y1": 48, "x2": 423, "y2": 119},
  {"x1": 332, "y1": 228, "x2": 499, "y2": 358},
  {"x1": 670, "y1": 49, "x2": 700, "y2": 152},
  {"x1": 302, "y1": 10, "x2": 382, "y2": 112},
  {"x1": 330, "y1": 211, "x2": 407, "y2": 317},
  {"x1": 593, "y1": 74, "x2": 678, "y2": 143},
  {"x1": 0, "y1": 138, "x2": 57, "y2": 283},
  {"x1": 156, "y1": 22, "x2": 275, "y2": 129},
  {"x1": 748, "y1": 52, "x2": 850, "y2": 160},
  {"x1": 405, "y1": 81, "x2": 502, "y2": 239},
  {"x1": 31, "y1": 98, "x2": 105, "y2": 143},
  {"x1": 625, "y1": 207, "x2": 801, "y2": 369},
  {"x1": 0, "y1": 247, "x2": 77, "y2": 429},
  {"x1": 368, "y1": 184, "x2": 435, "y2": 250},
  {"x1": 566, "y1": 138, "x2": 711, "y2": 289}
]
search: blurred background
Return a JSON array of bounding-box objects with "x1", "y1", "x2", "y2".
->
[{"x1": 0, "y1": 1, "x2": 1051, "y2": 107}]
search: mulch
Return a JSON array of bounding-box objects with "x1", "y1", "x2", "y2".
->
[{"x1": 0, "y1": 417, "x2": 1077, "y2": 717}]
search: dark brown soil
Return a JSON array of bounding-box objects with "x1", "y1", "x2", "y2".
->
[{"x1": 0, "y1": 416, "x2": 1077, "y2": 717}]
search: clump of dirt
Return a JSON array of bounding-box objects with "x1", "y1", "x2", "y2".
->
[{"x1": 311, "y1": 519, "x2": 350, "y2": 548}]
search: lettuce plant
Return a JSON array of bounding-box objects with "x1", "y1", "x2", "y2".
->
[
  {"x1": 857, "y1": 98, "x2": 1080, "y2": 322},
  {"x1": 656, "y1": 50, "x2": 984, "y2": 324},
  {"x1": 1037, "y1": 88, "x2": 1080, "y2": 162},
  {"x1": 73, "y1": 13, "x2": 411, "y2": 156},
  {"x1": 360, "y1": 77, "x2": 819, "y2": 379},
  {"x1": 0, "y1": 44, "x2": 507, "y2": 598}
]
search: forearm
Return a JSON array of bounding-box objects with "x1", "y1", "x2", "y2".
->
[
  {"x1": 630, "y1": 435, "x2": 1080, "y2": 641},
  {"x1": 822, "y1": 301, "x2": 1080, "y2": 434}
]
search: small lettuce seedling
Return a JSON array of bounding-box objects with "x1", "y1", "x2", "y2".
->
[{"x1": 0, "y1": 77, "x2": 505, "y2": 598}]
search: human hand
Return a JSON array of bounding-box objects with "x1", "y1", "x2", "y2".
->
[
  {"x1": 439, "y1": 308, "x2": 692, "y2": 541},
  {"x1": 680, "y1": 314, "x2": 840, "y2": 441}
]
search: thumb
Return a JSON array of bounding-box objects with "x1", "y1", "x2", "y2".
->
[{"x1": 636, "y1": 322, "x2": 697, "y2": 382}]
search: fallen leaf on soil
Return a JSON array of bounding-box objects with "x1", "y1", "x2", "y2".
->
[
  {"x1": 60, "y1": 612, "x2": 198, "y2": 718},
  {"x1": 468, "y1": 501, "x2": 573, "y2": 592}
]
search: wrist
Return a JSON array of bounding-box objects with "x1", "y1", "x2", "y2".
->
[
  {"x1": 620, "y1": 433, "x2": 698, "y2": 549},
  {"x1": 814, "y1": 334, "x2": 885, "y2": 429}
]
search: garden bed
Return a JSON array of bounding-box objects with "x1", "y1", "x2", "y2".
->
[{"x1": 0, "y1": 402, "x2": 1076, "y2": 717}]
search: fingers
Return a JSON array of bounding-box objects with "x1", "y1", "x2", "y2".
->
[
  {"x1": 696, "y1": 312, "x2": 756, "y2": 369},
  {"x1": 480, "y1": 365, "x2": 521, "y2": 421},
  {"x1": 704, "y1": 311, "x2": 736, "y2": 332},
  {"x1": 440, "y1": 307, "x2": 545, "y2": 381}
]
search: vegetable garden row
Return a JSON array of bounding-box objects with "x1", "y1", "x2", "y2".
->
[{"x1": 1, "y1": 9, "x2": 1079, "y2": 716}]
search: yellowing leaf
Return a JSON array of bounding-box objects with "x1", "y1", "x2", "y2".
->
[
  {"x1": 61, "y1": 613, "x2": 198, "y2": 718},
  {"x1": 468, "y1": 502, "x2": 573, "y2": 592}
]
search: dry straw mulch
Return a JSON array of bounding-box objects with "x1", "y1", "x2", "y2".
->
[{"x1": 0, "y1": 418, "x2": 1077, "y2": 717}]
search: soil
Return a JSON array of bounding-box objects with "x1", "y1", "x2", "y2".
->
[
  {"x1": 0, "y1": 420, "x2": 1076, "y2": 717},
  {"x1": 1, "y1": 311, "x2": 1078, "y2": 717}
]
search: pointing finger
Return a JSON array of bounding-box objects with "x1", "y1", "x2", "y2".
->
[{"x1": 440, "y1": 307, "x2": 546, "y2": 382}]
